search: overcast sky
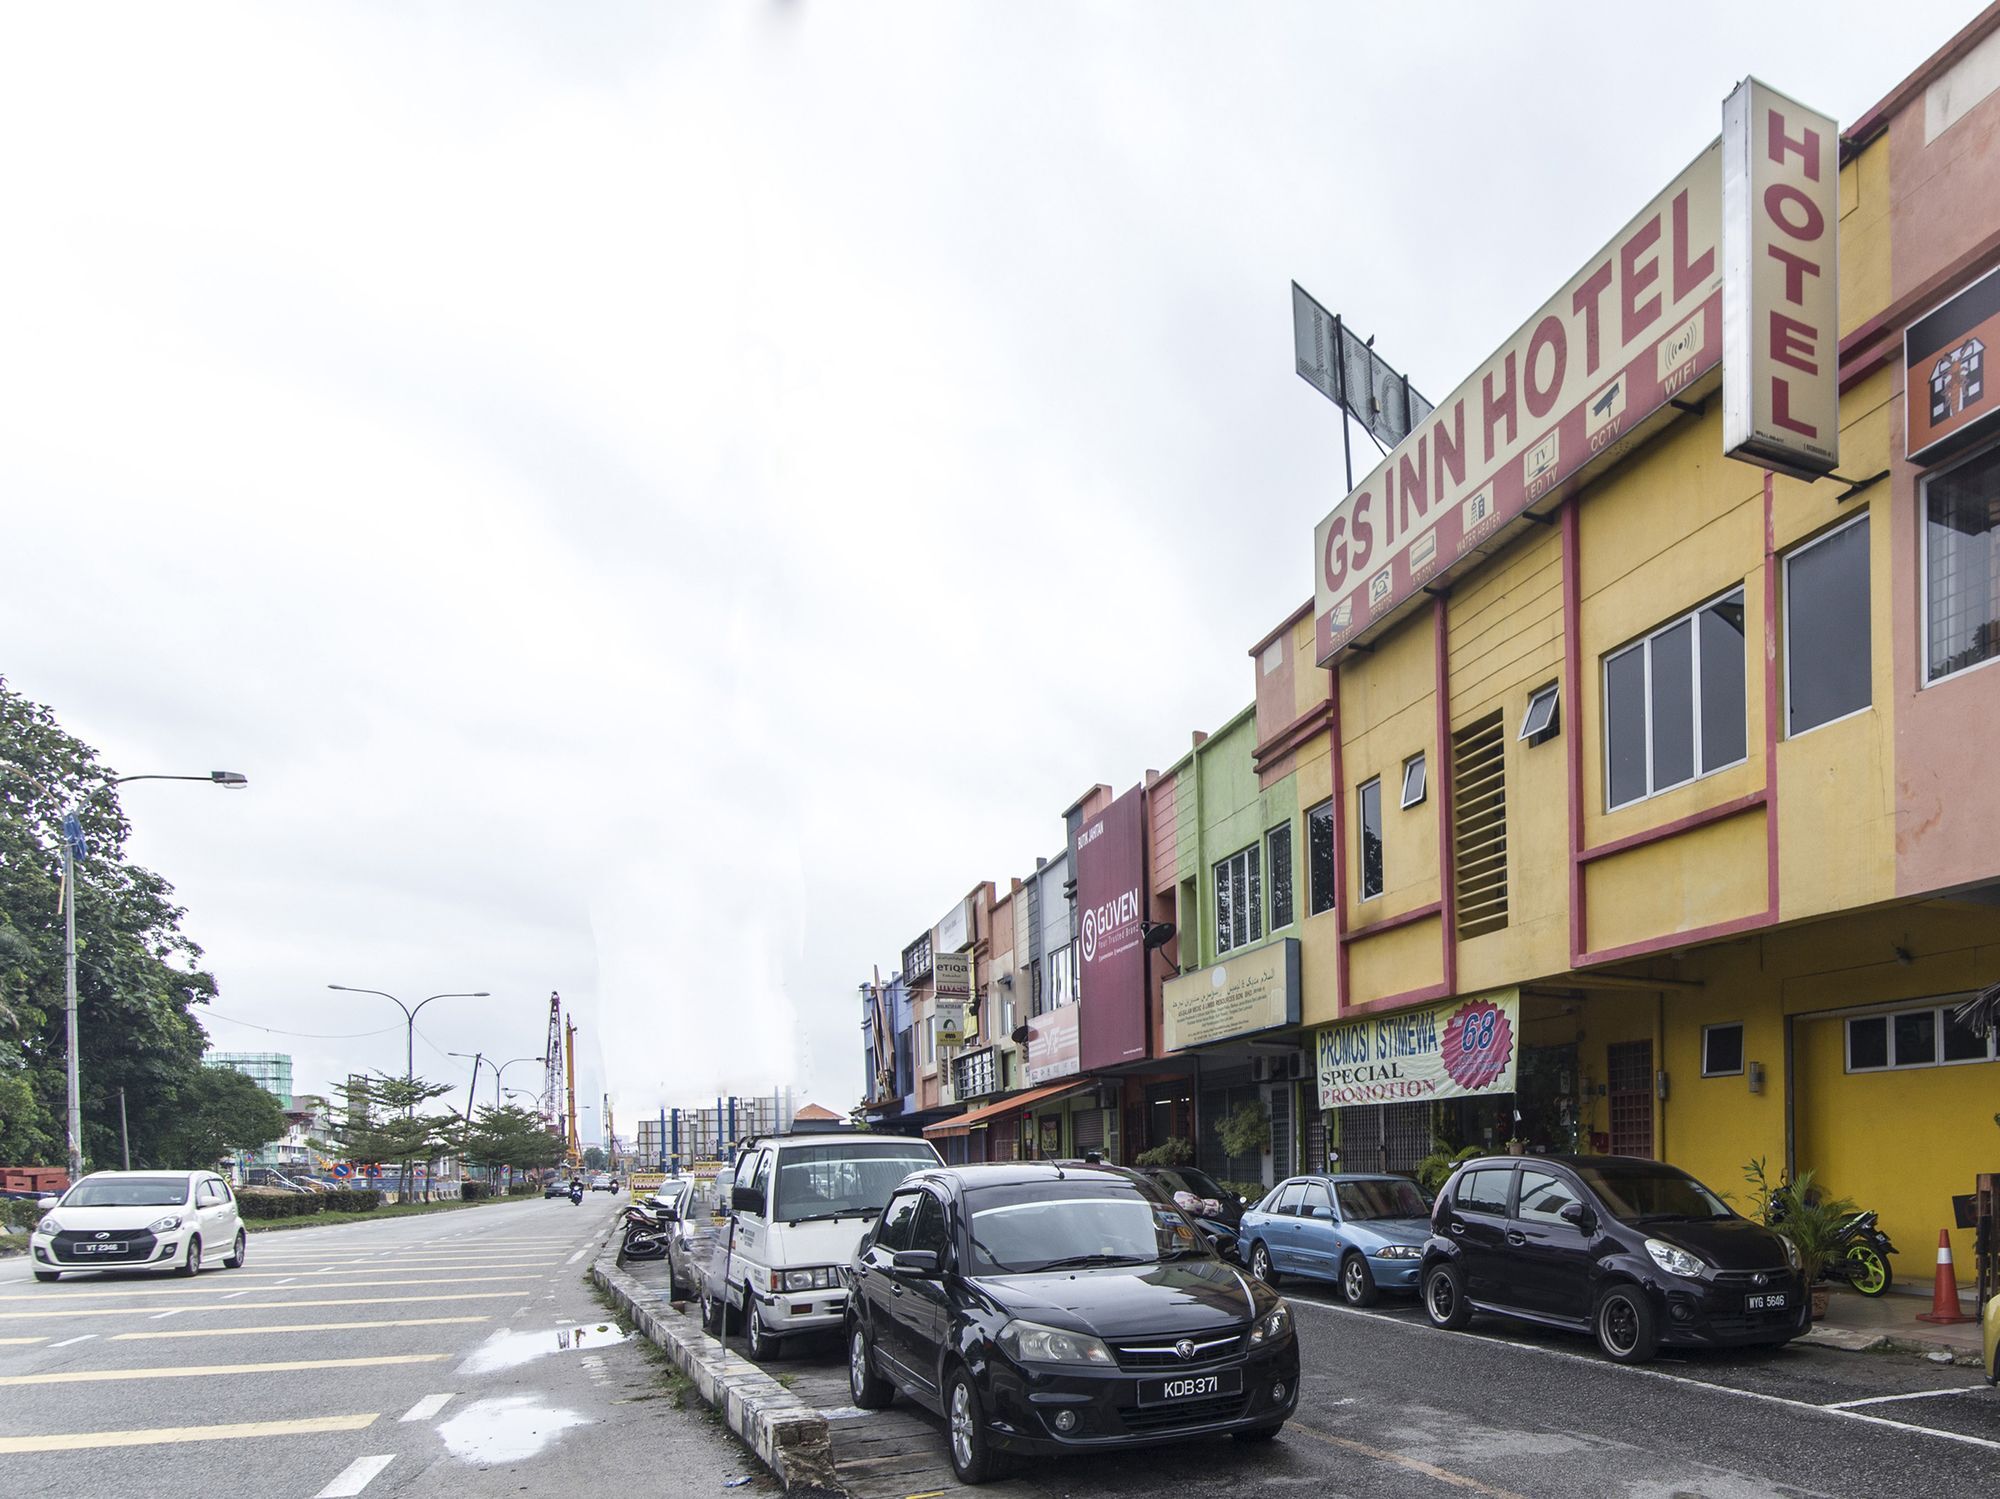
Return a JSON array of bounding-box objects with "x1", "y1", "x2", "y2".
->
[{"x1": 0, "y1": 2, "x2": 1968, "y2": 1142}]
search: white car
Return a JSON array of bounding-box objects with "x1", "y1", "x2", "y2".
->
[{"x1": 29, "y1": 1170, "x2": 248, "y2": 1282}]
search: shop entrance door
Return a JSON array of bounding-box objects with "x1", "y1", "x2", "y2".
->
[{"x1": 1606, "y1": 1041, "x2": 1655, "y2": 1158}]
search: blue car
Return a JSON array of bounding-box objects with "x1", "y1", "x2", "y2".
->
[{"x1": 1239, "y1": 1174, "x2": 1432, "y2": 1306}]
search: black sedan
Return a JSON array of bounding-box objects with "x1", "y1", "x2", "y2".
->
[
  {"x1": 1420, "y1": 1153, "x2": 1808, "y2": 1362},
  {"x1": 844, "y1": 1161, "x2": 1298, "y2": 1484}
]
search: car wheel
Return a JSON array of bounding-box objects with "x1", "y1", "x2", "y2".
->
[
  {"x1": 744, "y1": 1294, "x2": 782, "y2": 1361},
  {"x1": 848, "y1": 1323, "x2": 894, "y2": 1409},
  {"x1": 177, "y1": 1236, "x2": 202, "y2": 1278},
  {"x1": 1844, "y1": 1242, "x2": 1891, "y2": 1297},
  {"x1": 945, "y1": 1367, "x2": 1006, "y2": 1485},
  {"x1": 33, "y1": 1269, "x2": 60, "y2": 1283},
  {"x1": 1593, "y1": 1283, "x2": 1659, "y2": 1363},
  {"x1": 1341, "y1": 1253, "x2": 1379, "y2": 1307},
  {"x1": 699, "y1": 1278, "x2": 724, "y2": 1335},
  {"x1": 1250, "y1": 1241, "x2": 1281, "y2": 1287},
  {"x1": 1232, "y1": 1422, "x2": 1285, "y2": 1443},
  {"x1": 224, "y1": 1230, "x2": 247, "y2": 1270},
  {"x1": 1423, "y1": 1262, "x2": 1471, "y2": 1330}
]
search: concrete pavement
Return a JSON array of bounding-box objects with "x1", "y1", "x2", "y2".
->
[{"x1": 0, "y1": 1194, "x2": 768, "y2": 1497}]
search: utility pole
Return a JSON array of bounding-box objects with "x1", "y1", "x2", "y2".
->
[
  {"x1": 61, "y1": 832, "x2": 80, "y2": 1181},
  {"x1": 117, "y1": 1087, "x2": 130, "y2": 1171}
]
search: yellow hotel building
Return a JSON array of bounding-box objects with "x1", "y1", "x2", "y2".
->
[{"x1": 1226, "y1": 17, "x2": 2000, "y2": 1280}]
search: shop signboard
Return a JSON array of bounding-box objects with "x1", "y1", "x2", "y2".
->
[
  {"x1": 1163, "y1": 938, "x2": 1301, "y2": 1052},
  {"x1": 1025, "y1": 1003, "x2": 1081, "y2": 1084},
  {"x1": 934, "y1": 950, "x2": 973, "y2": 1004},
  {"x1": 1316, "y1": 989, "x2": 1521, "y2": 1108},
  {"x1": 1905, "y1": 263, "x2": 2000, "y2": 464},
  {"x1": 1075, "y1": 784, "x2": 1149, "y2": 1070},
  {"x1": 936, "y1": 898, "x2": 973, "y2": 955},
  {"x1": 1722, "y1": 78, "x2": 1840, "y2": 479}
]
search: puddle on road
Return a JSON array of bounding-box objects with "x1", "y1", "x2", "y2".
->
[
  {"x1": 458, "y1": 1323, "x2": 631, "y2": 1374},
  {"x1": 438, "y1": 1394, "x2": 589, "y2": 1464}
]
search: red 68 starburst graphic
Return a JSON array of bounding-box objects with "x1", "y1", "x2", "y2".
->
[{"x1": 1440, "y1": 999, "x2": 1513, "y2": 1092}]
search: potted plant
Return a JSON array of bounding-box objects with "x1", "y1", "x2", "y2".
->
[
  {"x1": 1754, "y1": 1164, "x2": 1857, "y2": 1320},
  {"x1": 1506, "y1": 1137, "x2": 1527, "y2": 1156}
]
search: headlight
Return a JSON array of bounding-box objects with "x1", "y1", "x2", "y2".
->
[
  {"x1": 1373, "y1": 1244, "x2": 1422, "y2": 1260},
  {"x1": 37, "y1": 1217, "x2": 60, "y2": 1235},
  {"x1": 1644, "y1": 1238, "x2": 1706, "y2": 1278},
  {"x1": 148, "y1": 1215, "x2": 184, "y2": 1234},
  {"x1": 996, "y1": 1319, "x2": 1115, "y2": 1366},
  {"x1": 1780, "y1": 1236, "x2": 1801, "y2": 1272},
  {"x1": 782, "y1": 1267, "x2": 836, "y2": 1292},
  {"x1": 1248, "y1": 1302, "x2": 1291, "y2": 1345}
]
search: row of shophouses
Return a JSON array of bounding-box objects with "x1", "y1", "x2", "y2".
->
[{"x1": 858, "y1": 12, "x2": 2000, "y2": 1281}]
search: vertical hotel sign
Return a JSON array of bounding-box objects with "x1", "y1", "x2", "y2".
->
[
  {"x1": 1722, "y1": 78, "x2": 1840, "y2": 479},
  {"x1": 1075, "y1": 785, "x2": 1148, "y2": 1071}
]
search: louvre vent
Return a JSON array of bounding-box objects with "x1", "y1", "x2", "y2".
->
[{"x1": 1452, "y1": 711, "x2": 1509, "y2": 939}]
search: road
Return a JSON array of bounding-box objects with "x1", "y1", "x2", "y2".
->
[
  {"x1": 0, "y1": 1194, "x2": 766, "y2": 1498},
  {"x1": 697, "y1": 1262, "x2": 2000, "y2": 1499}
]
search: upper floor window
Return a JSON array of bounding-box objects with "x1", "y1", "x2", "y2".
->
[
  {"x1": 1214, "y1": 843, "x2": 1262, "y2": 954},
  {"x1": 1785, "y1": 515, "x2": 1872, "y2": 734},
  {"x1": 1357, "y1": 778, "x2": 1384, "y2": 900},
  {"x1": 1267, "y1": 823, "x2": 1294, "y2": 931},
  {"x1": 1306, "y1": 801, "x2": 1336, "y2": 916},
  {"x1": 1604, "y1": 588, "x2": 1747, "y2": 809},
  {"x1": 1846, "y1": 1000, "x2": 1994, "y2": 1072},
  {"x1": 1401, "y1": 752, "x2": 1427, "y2": 809},
  {"x1": 1048, "y1": 941, "x2": 1078, "y2": 1007},
  {"x1": 1923, "y1": 445, "x2": 2000, "y2": 683}
]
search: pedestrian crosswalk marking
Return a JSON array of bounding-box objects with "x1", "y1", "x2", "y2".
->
[
  {"x1": 0, "y1": 1353, "x2": 449, "y2": 1386},
  {"x1": 315, "y1": 1453, "x2": 395, "y2": 1497},
  {"x1": 0, "y1": 1412, "x2": 380, "y2": 1453},
  {"x1": 0, "y1": 1291, "x2": 531, "y2": 1320},
  {"x1": 399, "y1": 1392, "x2": 455, "y2": 1422},
  {"x1": 114, "y1": 1316, "x2": 490, "y2": 1340}
]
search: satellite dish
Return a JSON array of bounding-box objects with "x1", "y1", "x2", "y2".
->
[{"x1": 1141, "y1": 920, "x2": 1177, "y2": 952}]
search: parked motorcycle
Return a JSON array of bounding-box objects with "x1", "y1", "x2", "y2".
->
[
  {"x1": 616, "y1": 1200, "x2": 671, "y2": 1266},
  {"x1": 1766, "y1": 1189, "x2": 1897, "y2": 1296}
]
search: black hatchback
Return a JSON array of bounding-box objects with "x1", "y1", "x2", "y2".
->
[
  {"x1": 844, "y1": 1162, "x2": 1299, "y2": 1484},
  {"x1": 1420, "y1": 1154, "x2": 1808, "y2": 1363}
]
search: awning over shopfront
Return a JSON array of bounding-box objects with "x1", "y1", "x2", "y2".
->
[{"x1": 922, "y1": 1080, "x2": 1092, "y2": 1138}]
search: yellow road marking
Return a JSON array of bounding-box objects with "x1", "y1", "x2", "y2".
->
[
  {"x1": 0, "y1": 1275, "x2": 535, "y2": 1301},
  {"x1": 0, "y1": 1336, "x2": 47, "y2": 1345},
  {"x1": 115, "y1": 1316, "x2": 490, "y2": 1340},
  {"x1": 1286, "y1": 1422, "x2": 1529, "y2": 1498},
  {"x1": 0, "y1": 1412, "x2": 379, "y2": 1453},
  {"x1": 0, "y1": 1353, "x2": 447, "y2": 1386},
  {"x1": 0, "y1": 1291, "x2": 530, "y2": 1319}
]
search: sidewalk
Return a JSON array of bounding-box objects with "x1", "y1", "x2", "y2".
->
[{"x1": 1802, "y1": 1283, "x2": 1989, "y2": 1365}]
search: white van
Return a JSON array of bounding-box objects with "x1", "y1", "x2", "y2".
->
[{"x1": 700, "y1": 1132, "x2": 942, "y2": 1359}]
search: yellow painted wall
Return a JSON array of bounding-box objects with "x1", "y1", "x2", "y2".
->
[
  {"x1": 1584, "y1": 810, "x2": 1769, "y2": 953},
  {"x1": 1838, "y1": 135, "x2": 1891, "y2": 338},
  {"x1": 1346, "y1": 914, "x2": 1444, "y2": 1001},
  {"x1": 1338, "y1": 614, "x2": 1439, "y2": 922},
  {"x1": 1298, "y1": 908, "x2": 1341, "y2": 1028}
]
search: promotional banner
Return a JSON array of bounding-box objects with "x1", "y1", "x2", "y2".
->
[
  {"x1": 1163, "y1": 938, "x2": 1301, "y2": 1052},
  {"x1": 1025, "y1": 1003, "x2": 1080, "y2": 1084},
  {"x1": 1316, "y1": 989, "x2": 1520, "y2": 1108},
  {"x1": 1074, "y1": 784, "x2": 1149, "y2": 1070}
]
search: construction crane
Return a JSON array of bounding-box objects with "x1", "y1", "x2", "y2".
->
[
  {"x1": 540, "y1": 992, "x2": 564, "y2": 1138},
  {"x1": 603, "y1": 1093, "x2": 617, "y2": 1172},
  {"x1": 564, "y1": 1015, "x2": 581, "y2": 1168}
]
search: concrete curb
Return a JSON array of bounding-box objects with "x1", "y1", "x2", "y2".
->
[{"x1": 591, "y1": 1239, "x2": 838, "y2": 1494}]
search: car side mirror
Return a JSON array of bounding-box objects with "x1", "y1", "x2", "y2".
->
[
  {"x1": 37, "y1": 1197, "x2": 58, "y2": 1212},
  {"x1": 892, "y1": 1249, "x2": 941, "y2": 1277},
  {"x1": 1559, "y1": 1201, "x2": 1592, "y2": 1231},
  {"x1": 1204, "y1": 1227, "x2": 1237, "y2": 1256},
  {"x1": 731, "y1": 1184, "x2": 765, "y2": 1216}
]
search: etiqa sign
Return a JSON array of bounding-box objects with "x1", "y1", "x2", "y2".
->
[{"x1": 1723, "y1": 78, "x2": 1840, "y2": 478}]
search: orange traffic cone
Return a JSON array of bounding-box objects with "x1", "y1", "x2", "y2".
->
[{"x1": 1916, "y1": 1229, "x2": 1974, "y2": 1325}]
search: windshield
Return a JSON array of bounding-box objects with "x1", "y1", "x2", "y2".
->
[
  {"x1": 63, "y1": 1176, "x2": 191, "y2": 1208},
  {"x1": 1335, "y1": 1178, "x2": 1429, "y2": 1220},
  {"x1": 964, "y1": 1181, "x2": 1206, "y2": 1273},
  {"x1": 1578, "y1": 1166, "x2": 1732, "y2": 1222},
  {"x1": 771, "y1": 1142, "x2": 939, "y2": 1220}
]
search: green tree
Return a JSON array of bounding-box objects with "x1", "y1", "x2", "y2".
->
[
  {"x1": 461, "y1": 1104, "x2": 565, "y2": 1175},
  {"x1": 312, "y1": 1072, "x2": 457, "y2": 1200},
  {"x1": 582, "y1": 1145, "x2": 607, "y2": 1172},
  {"x1": 0, "y1": 678, "x2": 218, "y2": 1169},
  {"x1": 157, "y1": 1065, "x2": 289, "y2": 1169}
]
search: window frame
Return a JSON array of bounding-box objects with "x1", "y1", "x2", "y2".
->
[
  {"x1": 1357, "y1": 778, "x2": 1384, "y2": 901},
  {"x1": 1843, "y1": 999, "x2": 1997, "y2": 1073},
  {"x1": 1520, "y1": 682, "x2": 1561, "y2": 744},
  {"x1": 1400, "y1": 752, "x2": 1427, "y2": 809},
  {"x1": 1214, "y1": 842, "x2": 1264, "y2": 955},
  {"x1": 1700, "y1": 1022, "x2": 1745, "y2": 1078},
  {"x1": 1601, "y1": 585, "x2": 1749, "y2": 810},
  {"x1": 1266, "y1": 821, "x2": 1295, "y2": 932},
  {"x1": 1305, "y1": 799, "x2": 1337, "y2": 916},
  {"x1": 1783, "y1": 512, "x2": 1874, "y2": 737},
  {"x1": 1919, "y1": 441, "x2": 2000, "y2": 688}
]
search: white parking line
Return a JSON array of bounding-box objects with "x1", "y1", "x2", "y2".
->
[
  {"x1": 315, "y1": 1454, "x2": 394, "y2": 1497},
  {"x1": 1288, "y1": 1297, "x2": 2000, "y2": 1454},
  {"x1": 566, "y1": 1248, "x2": 587, "y2": 1265},
  {"x1": 47, "y1": 1334, "x2": 95, "y2": 1348},
  {"x1": 399, "y1": 1392, "x2": 454, "y2": 1422},
  {"x1": 1825, "y1": 1386, "x2": 1991, "y2": 1410},
  {"x1": 149, "y1": 1310, "x2": 182, "y2": 1321}
]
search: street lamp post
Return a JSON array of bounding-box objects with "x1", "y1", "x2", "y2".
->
[
  {"x1": 60, "y1": 770, "x2": 248, "y2": 1181},
  {"x1": 326, "y1": 985, "x2": 488, "y2": 1201},
  {"x1": 491, "y1": 1056, "x2": 542, "y2": 1110}
]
